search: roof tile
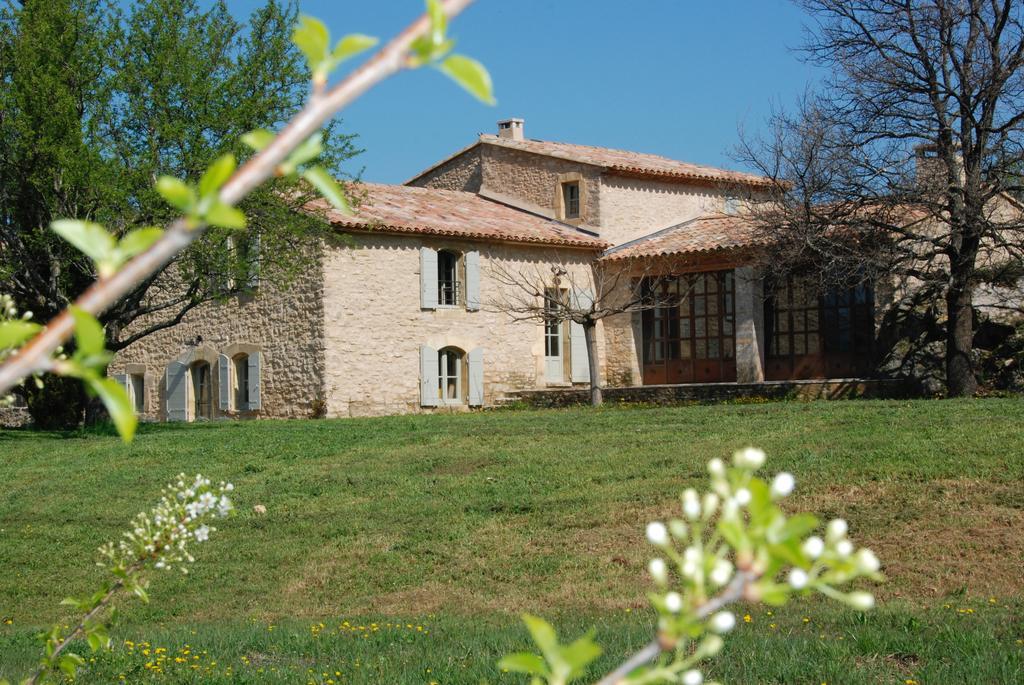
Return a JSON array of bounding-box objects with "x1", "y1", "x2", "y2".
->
[{"x1": 601, "y1": 214, "x2": 766, "y2": 260}]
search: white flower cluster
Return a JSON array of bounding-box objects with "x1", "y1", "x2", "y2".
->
[
  {"x1": 1, "y1": 293, "x2": 37, "y2": 405},
  {"x1": 99, "y1": 474, "x2": 234, "y2": 575}
]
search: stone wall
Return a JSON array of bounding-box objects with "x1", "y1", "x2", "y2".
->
[
  {"x1": 408, "y1": 146, "x2": 483, "y2": 192},
  {"x1": 510, "y1": 378, "x2": 916, "y2": 408},
  {"x1": 321, "y1": 232, "x2": 603, "y2": 417},
  {"x1": 109, "y1": 247, "x2": 326, "y2": 421}
]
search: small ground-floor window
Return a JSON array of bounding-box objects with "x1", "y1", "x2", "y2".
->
[
  {"x1": 438, "y1": 347, "x2": 463, "y2": 403},
  {"x1": 190, "y1": 361, "x2": 213, "y2": 420},
  {"x1": 233, "y1": 354, "x2": 249, "y2": 411},
  {"x1": 130, "y1": 374, "x2": 144, "y2": 413}
]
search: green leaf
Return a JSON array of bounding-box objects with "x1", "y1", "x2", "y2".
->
[
  {"x1": 90, "y1": 376, "x2": 137, "y2": 443},
  {"x1": 50, "y1": 219, "x2": 116, "y2": 265},
  {"x1": 498, "y1": 652, "x2": 548, "y2": 676},
  {"x1": 286, "y1": 133, "x2": 325, "y2": 169},
  {"x1": 156, "y1": 176, "x2": 197, "y2": 213},
  {"x1": 241, "y1": 128, "x2": 275, "y2": 152},
  {"x1": 292, "y1": 15, "x2": 329, "y2": 72},
  {"x1": 561, "y1": 632, "x2": 603, "y2": 677},
  {"x1": 332, "y1": 34, "x2": 377, "y2": 62},
  {"x1": 717, "y1": 516, "x2": 747, "y2": 550},
  {"x1": 205, "y1": 202, "x2": 247, "y2": 229},
  {"x1": 0, "y1": 320, "x2": 41, "y2": 350},
  {"x1": 57, "y1": 652, "x2": 85, "y2": 677},
  {"x1": 198, "y1": 154, "x2": 237, "y2": 198},
  {"x1": 779, "y1": 513, "x2": 820, "y2": 542},
  {"x1": 438, "y1": 54, "x2": 495, "y2": 105},
  {"x1": 521, "y1": 614, "x2": 559, "y2": 664},
  {"x1": 426, "y1": 0, "x2": 447, "y2": 45},
  {"x1": 301, "y1": 166, "x2": 352, "y2": 214},
  {"x1": 116, "y1": 227, "x2": 164, "y2": 261},
  {"x1": 69, "y1": 306, "x2": 105, "y2": 356}
]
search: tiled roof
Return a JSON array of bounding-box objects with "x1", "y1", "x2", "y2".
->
[
  {"x1": 601, "y1": 214, "x2": 767, "y2": 260},
  {"x1": 480, "y1": 135, "x2": 774, "y2": 188},
  {"x1": 309, "y1": 183, "x2": 608, "y2": 249}
]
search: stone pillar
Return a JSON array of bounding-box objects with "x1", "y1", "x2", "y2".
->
[{"x1": 734, "y1": 266, "x2": 765, "y2": 383}]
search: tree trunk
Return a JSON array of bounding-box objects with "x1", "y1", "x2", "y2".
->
[
  {"x1": 584, "y1": 321, "x2": 602, "y2": 406},
  {"x1": 945, "y1": 281, "x2": 977, "y2": 397}
]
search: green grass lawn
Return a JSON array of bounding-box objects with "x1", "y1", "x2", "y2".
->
[{"x1": 1, "y1": 399, "x2": 1022, "y2": 683}]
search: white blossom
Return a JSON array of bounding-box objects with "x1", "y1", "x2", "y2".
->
[
  {"x1": 682, "y1": 488, "x2": 701, "y2": 520},
  {"x1": 194, "y1": 525, "x2": 210, "y2": 542},
  {"x1": 707, "y1": 458, "x2": 726, "y2": 477},
  {"x1": 788, "y1": 568, "x2": 809, "y2": 589},
  {"x1": 827, "y1": 518, "x2": 848, "y2": 541},
  {"x1": 734, "y1": 488, "x2": 752, "y2": 506},
  {"x1": 646, "y1": 521, "x2": 669, "y2": 546},
  {"x1": 835, "y1": 540, "x2": 854, "y2": 557},
  {"x1": 771, "y1": 472, "x2": 795, "y2": 498},
  {"x1": 682, "y1": 669, "x2": 704, "y2": 685},
  {"x1": 855, "y1": 548, "x2": 879, "y2": 572},
  {"x1": 669, "y1": 519, "x2": 688, "y2": 540},
  {"x1": 710, "y1": 558, "x2": 733, "y2": 587},
  {"x1": 847, "y1": 591, "x2": 875, "y2": 610},
  {"x1": 733, "y1": 447, "x2": 766, "y2": 470},
  {"x1": 664, "y1": 591, "x2": 683, "y2": 613},
  {"x1": 648, "y1": 558, "x2": 668, "y2": 584},
  {"x1": 802, "y1": 536, "x2": 825, "y2": 559},
  {"x1": 701, "y1": 493, "x2": 720, "y2": 518},
  {"x1": 709, "y1": 611, "x2": 736, "y2": 634}
]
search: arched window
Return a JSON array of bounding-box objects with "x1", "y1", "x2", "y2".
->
[
  {"x1": 190, "y1": 361, "x2": 213, "y2": 420},
  {"x1": 232, "y1": 354, "x2": 250, "y2": 411},
  {"x1": 437, "y1": 250, "x2": 462, "y2": 306},
  {"x1": 438, "y1": 347, "x2": 464, "y2": 403}
]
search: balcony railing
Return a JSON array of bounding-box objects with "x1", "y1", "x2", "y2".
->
[{"x1": 438, "y1": 279, "x2": 461, "y2": 306}]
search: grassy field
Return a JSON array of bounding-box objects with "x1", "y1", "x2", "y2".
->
[{"x1": 1, "y1": 399, "x2": 1022, "y2": 683}]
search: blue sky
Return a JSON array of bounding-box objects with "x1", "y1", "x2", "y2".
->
[{"x1": 222, "y1": 1, "x2": 823, "y2": 183}]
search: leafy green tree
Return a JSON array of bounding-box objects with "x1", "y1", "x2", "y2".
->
[{"x1": 0, "y1": 0, "x2": 359, "y2": 353}]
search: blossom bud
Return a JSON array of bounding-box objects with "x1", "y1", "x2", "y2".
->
[
  {"x1": 835, "y1": 540, "x2": 853, "y2": 557},
  {"x1": 709, "y1": 611, "x2": 735, "y2": 634},
  {"x1": 788, "y1": 568, "x2": 809, "y2": 590},
  {"x1": 802, "y1": 536, "x2": 825, "y2": 559},
  {"x1": 733, "y1": 447, "x2": 766, "y2": 470},
  {"x1": 646, "y1": 521, "x2": 669, "y2": 546},
  {"x1": 648, "y1": 558, "x2": 668, "y2": 584},
  {"x1": 847, "y1": 591, "x2": 875, "y2": 610},
  {"x1": 682, "y1": 669, "x2": 704, "y2": 685},
  {"x1": 702, "y1": 493, "x2": 720, "y2": 518},
  {"x1": 734, "y1": 488, "x2": 752, "y2": 506},
  {"x1": 669, "y1": 519, "x2": 688, "y2": 540},
  {"x1": 697, "y1": 634, "x2": 724, "y2": 657},
  {"x1": 710, "y1": 559, "x2": 733, "y2": 587},
  {"x1": 682, "y1": 488, "x2": 701, "y2": 520},
  {"x1": 770, "y1": 472, "x2": 795, "y2": 498},
  {"x1": 664, "y1": 591, "x2": 683, "y2": 613},
  {"x1": 855, "y1": 548, "x2": 880, "y2": 573},
  {"x1": 826, "y1": 518, "x2": 848, "y2": 541},
  {"x1": 707, "y1": 458, "x2": 726, "y2": 477}
]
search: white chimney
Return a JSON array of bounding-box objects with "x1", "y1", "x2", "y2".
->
[{"x1": 497, "y1": 118, "x2": 524, "y2": 141}]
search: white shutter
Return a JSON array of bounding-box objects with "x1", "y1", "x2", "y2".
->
[
  {"x1": 420, "y1": 246, "x2": 438, "y2": 309},
  {"x1": 218, "y1": 354, "x2": 231, "y2": 410},
  {"x1": 247, "y1": 233, "x2": 261, "y2": 289},
  {"x1": 165, "y1": 362, "x2": 188, "y2": 422},
  {"x1": 112, "y1": 373, "x2": 133, "y2": 409},
  {"x1": 468, "y1": 347, "x2": 484, "y2": 406},
  {"x1": 247, "y1": 351, "x2": 261, "y2": 410},
  {"x1": 464, "y1": 250, "x2": 480, "y2": 311},
  {"x1": 570, "y1": 289, "x2": 593, "y2": 383},
  {"x1": 420, "y1": 345, "x2": 439, "y2": 406}
]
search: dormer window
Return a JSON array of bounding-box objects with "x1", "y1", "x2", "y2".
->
[
  {"x1": 562, "y1": 181, "x2": 580, "y2": 219},
  {"x1": 437, "y1": 249, "x2": 461, "y2": 306}
]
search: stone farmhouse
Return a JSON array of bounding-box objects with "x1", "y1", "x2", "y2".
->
[{"x1": 109, "y1": 119, "x2": 981, "y2": 420}]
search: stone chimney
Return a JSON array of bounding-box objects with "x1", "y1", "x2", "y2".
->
[
  {"x1": 497, "y1": 118, "x2": 524, "y2": 141},
  {"x1": 914, "y1": 143, "x2": 963, "y2": 192}
]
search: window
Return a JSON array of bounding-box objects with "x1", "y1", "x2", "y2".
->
[
  {"x1": 233, "y1": 354, "x2": 249, "y2": 411},
  {"x1": 438, "y1": 347, "x2": 464, "y2": 403},
  {"x1": 190, "y1": 361, "x2": 213, "y2": 420},
  {"x1": 544, "y1": 288, "x2": 566, "y2": 382},
  {"x1": 437, "y1": 250, "x2": 461, "y2": 306},
  {"x1": 130, "y1": 374, "x2": 145, "y2": 413},
  {"x1": 562, "y1": 181, "x2": 580, "y2": 219},
  {"x1": 228, "y1": 232, "x2": 261, "y2": 291}
]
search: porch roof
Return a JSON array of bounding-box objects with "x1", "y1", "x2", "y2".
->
[{"x1": 600, "y1": 213, "x2": 767, "y2": 261}]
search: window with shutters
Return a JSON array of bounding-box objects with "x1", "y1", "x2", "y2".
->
[
  {"x1": 438, "y1": 347, "x2": 465, "y2": 404},
  {"x1": 437, "y1": 250, "x2": 462, "y2": 306},
  {"x1": 190, "y1": 361, "x2": 213, "y2": 420},
  {"x1": 228, "y1": 232, "x2": 260, "y2": 291},
  {"x1": 130, "y1": 374, "x2": 145, "y2": 413},
  {"x1": 561, "y1": 181, "x2": 580, "y2": 219},
  {"x1": 232, "y1": 354, "x2": 249, "y2": 411}
]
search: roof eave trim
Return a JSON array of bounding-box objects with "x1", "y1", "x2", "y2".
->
[{"x1": 330, "y1": 221, "x2": 609, "y2": 250}]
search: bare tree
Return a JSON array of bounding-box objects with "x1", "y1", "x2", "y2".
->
[
  {"x1": 736, "y1": 0, "x2": 1024, "y2": 397},
  {"x1": 488, "y1": 255, "x2": 687, "y2": 406}
]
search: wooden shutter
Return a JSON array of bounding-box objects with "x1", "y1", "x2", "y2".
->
[
  {"x1": 464, "y1": 250, "x2": 481, "y2": 311},
  {"x1": 247, "y1": 351, "x2": 261, "y2": 410},
  {"x1": 420, "y1": 345, "x2": 439, "y2": 406},
  {"x1": 247, "y1": 233, "x2": 261, "y2": 289},
  {"x1": 218, "y1": 354, "x2": 231, "y2": 411},
  {"x1": 468, "y1": 347, "x2": 484, "y2": 406},
  {"x1": 165, "y1": 362, "x2": 188, "y2": 422},
  {"x1": 570, "y1": 289, "x2": 593, "y2": 383},
  {"x1": 420, "y1": 247, "x2": 438, "y2": 309}
]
